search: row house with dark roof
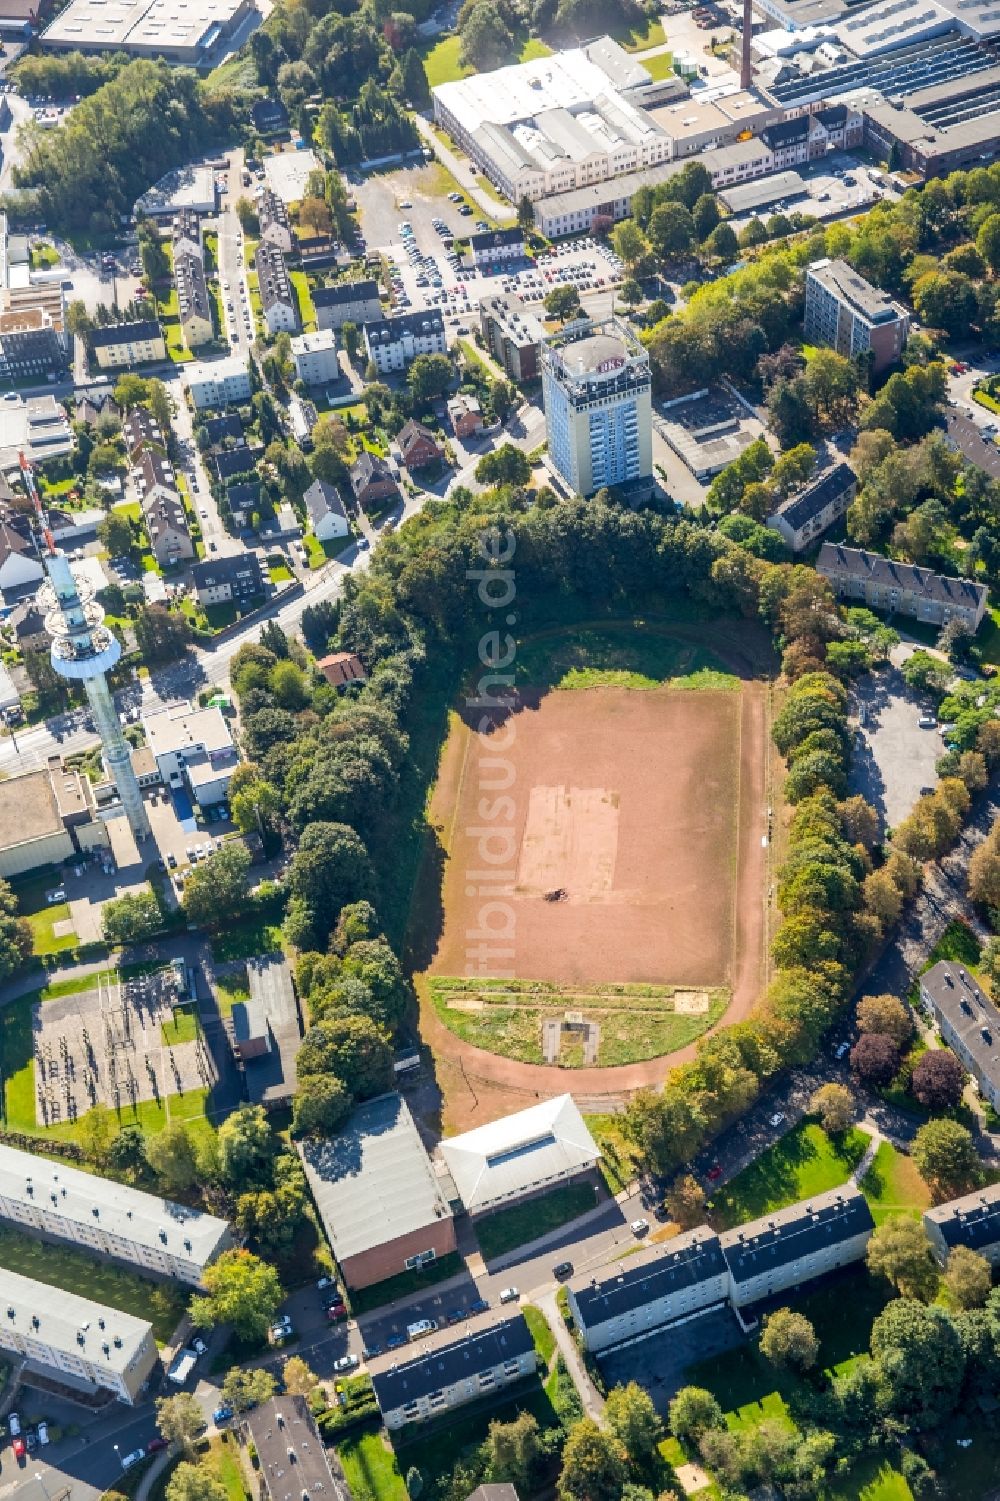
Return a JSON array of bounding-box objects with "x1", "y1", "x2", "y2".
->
[
  {"x1": 255, "y1": 240, "x2": 299, "y2": 337},
  {"x1": 923, "y1": 1184, "x2": 1000, "y2": 1268},
  {"x1": 720, "y1": 1186, "x2": 874, "y2": 1309},
  {"x1": 567, "y1": 1186, "x2": 874, "y2": 1353},
  {"x1": 175, "y1": 250, "x2": 213, "y2": 350},
  {"x1": 470, "y1": 227, "x2": 525, "y2": 270},
  {"x1": 767, "y1": 462, "x2": 856, "y2": 553},
  {"x1": 568, "y1": 1227, "x2": 729, "y2": 1352},
  {"x1": 122, "y1": 406, "x2": 165, "y2": 462},
  {"x1": 135, "y1": 449, "x2": 193, "y2": 567},
  {"x1": 258, "y1": 187, "x2": 293, "y2": 255},
  {"x1": 817, "y1": 543, "x2": 988, "y2": 631},
  {"x1": 369, "y1": 1313, "x2": 536, "y2": 1430},
  {"x1": 313, "y1": 278, "x2": 382, "y2": 331}
]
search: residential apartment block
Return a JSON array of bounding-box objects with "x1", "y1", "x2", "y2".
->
[
  {"x1": 470, "y1": 227, "x2": 525, "y2": 270},
  {"x1": 136, "y1": 448, "x2": 193, "y2": 567},
  {"x1": 369, "y1": 1313, "x2": 536, "y2": 1429},
  {"x1": 255, "y1": 240, "x2": 299, "y2": 336},
  {"x1": 290, "y1": 329, "x2": 341, "y2": 386},
  {"x1": 185, "y1": 357, "x2": 252, "y2": 410},
  {"x1": 244, "y1": 1398, "x2": 340, "y2": 1501},
  {"x1": 190, "y1": 552, "x2": 265, "y2": 608},
  {"x1": 919, "y1": 961, "x2": 1000, "y2": 1112},
  {"x1": 542, "y1": 317, "x2": 652, "y2": 500},
  {"x1": 313, "y1": 279, "x2": 382, "y2": 331},
  {"x1": 923, "y1": 1184, "x2": 1000, "y2": 1268},
  {"x1": 171, "y1": 208, "x2": 202, "y2": 261},
  {"x1": 0, "y1": 1142, "x2": 231, "y2": 1284},
  {"x1": 804, "y1": 258, "x2": 909, "y2": 373},
  {"x1": 0, "y1": 306, "x2": 67, "y2": 383},
  {"x1": 364, "y1": 309, "x2": 446, "y2": 374},
  {"x1": 720, "y1": 1186, "x2": 874, "y2": 1309},
  {"x1": 568, "y1": 1227, "x2": 729, "y2": 1352},
  {"x1": 479, "y1": 294, "x2": 544, "y2": 382},
  {"x1": 817, "y1": 544, "x2": 988, "y2": 631},
  {"x1": 90, "y1": 319, "x2": 166, "y2": 371},
  {"x1": 258, "y1": 187, "x2": 293, "y2": 254},
  {"x1": 175, "y1": 249, "x2": 213, "y2": 349},
  {"x1": 766, "y1": 462, "x2": 856, "y2": 553},
  {"x1": 0, "y1": 1269, "x2": 157, "y2": 1405}
]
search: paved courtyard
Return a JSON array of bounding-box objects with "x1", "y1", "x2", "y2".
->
[
  {"x1": 598, "y1": 1305, "x2": 746, "y2": 1412},
  {"x1": 33, "y1": 969, "x2": 215, "y2": 1127}
]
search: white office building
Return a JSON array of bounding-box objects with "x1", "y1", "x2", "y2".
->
[
  {"x1": 0, "y1": 1142, "x2": 231, "y2": 1285},
  {"x1": 0, "y1": 1270, "x2": 158, "y2": 1404},
  {"x1": 290, "y1": 329, "x2": 341, "y2": 386},
  {"x1": 143, "y1": 702, "x2": 239, "y2": 806},
  {"x1": 541, "y1": 316, "x2": 652, "y2": 500},
  {"x1": 184, "y1": 357, "x2": 252, "y2": 410}
]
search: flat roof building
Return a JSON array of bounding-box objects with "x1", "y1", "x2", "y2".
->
[
  {"x1": 231, "y1": 954, "x2": 302, "y2": 1109},
  {"x1": 0, "y1": 1269, "x2": 158, "y2": 1404},
  {"x1": 720, "y1": 1185, "x2": 874, "y2": 1308},
  {"x1": 0, "y1": 762, "x2": 108, "y2": 878},
  {"x1": 369, "y1": 1312, "x2": 536, "y2": 1429},
  {"x1": 568, "y1": 1226, "x2": 729, "y2": 1352},
  {"x1": 299, "y1": 1092, "x2": 456, "y2": 1290},
  {"x1": 919, "y1": 960, "x2": 1000, "y2": 1111},
  {"x1": 244, "y1": 1397, "x2": 341, "y2": 1501},
  {"x1": 805, "y1": 258, "x2": 909, "y2": 373},
  {"x1": 479, "y1": 294, "x2": 545, "y2": 381},
  {"x1": 41, "y1": 0, "x2": 256, "y2": 62},
  {"x1": 923, "y1": 1183, "x2": 1000, "y2": 1267},
  {"x1": 817, "y1": 544, "x2": 988, "y2": 631},
  {"x1": 439, "y1": 1094, "x2": 600, "y2": 1217},
  {"x1": 143, "y1": 702, "x2": 238, "y2": 807},
  {"x1": 0, "y1": 1141, "x2": 231, "y2": 1285}
]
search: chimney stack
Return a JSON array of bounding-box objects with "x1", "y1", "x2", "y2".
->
[{"x1": 741, "y1": 0, "x2": 753, "y2": 89}]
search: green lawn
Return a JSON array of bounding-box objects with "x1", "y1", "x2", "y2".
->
[
  {"x1": 12, "y1": 870, "x2": 76, "y2": 956},
  {"x1": 161, "y1": 1005, "x2": 200, "y2": 1046},
  {"x1": 211, "y1": 917, "x2": 284, "y2": 963},
  {"x1": 213, "y1": 968, "x2": 249, "y2": 1018},
  {"x1": 523, "y1": 1303, "x2": 556, "y2": 1366},
  {"x1": 337, "y1": 1432, "x2": 408, "y2": 1501},
  {"x1": 826, "y1": 1457, "x2": 913, "y2": 1501},
  {"x1": 707, "y1": 1123, "x2": 870, "y2": 1230},
  {"x1": 209, "y1": 1436, "x2": 250, "y2": 1501},
  {"x1": 421, "y1": 30, "x2": 552, "y2": 87},
  {"x1": 475, "y1": 1181, "x2": 599, "y2": 1261},
  {"x1": 0, "y1": 1226, "x2": 187, "y2": 1345},
  {"x1": 513, "y1": 624, "x2": 738, "y2": 692},
  {"x1": 349, "y1": 1251, "x2": 464, "y2": 1316},
  {"x1": 584, "y1": 1112, "x2": 637, "y2": 1195},
  {"x1": 860, "y1": 1140, "x2": 931, "y2": 1224},
  {"x1": 290, "y1": 270, "x2": 316, "y2": 332},
  {"x1": 269, "y1": 562, "x2": 293, "y2": 583},
  {"x1": 638, "y1": 49, "x2": 675, "y2": 79},
  {"x1": 615, "y1": 15, "x2": 667, "y2": 48}
]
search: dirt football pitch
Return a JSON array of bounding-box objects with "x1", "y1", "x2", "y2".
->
[{"x1": 427, "y1": 682, "x2": 767, "y2": 997}]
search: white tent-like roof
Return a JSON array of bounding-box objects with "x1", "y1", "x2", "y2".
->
[{"x1": 441, "y1": 1095, "x2": 600, "y2": 1215}]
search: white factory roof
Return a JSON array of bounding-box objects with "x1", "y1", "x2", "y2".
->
[
  {"x1": 0, "y1": 1142, "x2": 230, "y2": 1270},
  {"x1": 432, "y1": 38, "x2": 650, "y2": 132},
  {"x1": 440, "y1": 1095, "x2": 600, "y2": 1214},
  {"x1": 43, "y1": 0, "x2": 244, "y2": 52},
  {"x1": 0, "y1": 1268, "x2": 153, "y2": 1377},
  {"x1": 263, "y1": 149, "x2": 322, "y2": 206},
  {"x1": 144, "y1": 702, "x2": 233, "y2": 758},
  {"x1": 134, "y1": 164, "x2": 217, "y2": 218},
  {"x1": 834, "y1": 0, "x2": 956, "y2": 57}
]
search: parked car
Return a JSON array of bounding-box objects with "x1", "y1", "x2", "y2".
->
[
  {"x1": 553, "y1": 1260, "x2": 574, "y2": 1279},
  {"x1": 12, "y1": 1438, "x2": 25, "y2": 1460},
  {"x1": 121, "y1": 1450, "x2": 146, "y2": 1471},
  {"x1": 326, "y1": 1302, "x2": 348, "y2": 1321},
  {"x1": 498, "y1": 1287, "x2": 520, "y2": 1304},
  {"x1": 406, "y1": 1319, "x2": 438, "y2": 1340},
  {"x1": 918, "y1": 715, "x2": 937, "y2": 728},
  {"x1": 470, "y1": 1297, "x2": 489, "y2": 1314},
  {"x1": 212, "y1": 1406, "x2": 234, "y2": 1426},
  {"x1": 769, "y1": 1112, "x2": 786, "y2": 1128},
  {"x1": 333, "y1": 1354, "x2": 359, "y2": 1373},
  {"x1": 386, "y1": 1332, "x2": 407, "y2": 1350},
  {"x1": 147, "y1": 1438, "x2": 169, "y2": 1453},
  {"x1": 36, "y1": 1423, "x2": 49, "y2": 1447},
  {"x1": 630, "y1": 1219, "x2": 650, "y2": 1237}
]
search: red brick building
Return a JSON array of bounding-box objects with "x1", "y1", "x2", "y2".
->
[
  {"x1": 298, "y1": 1093, "x2": 456, "y2": 1291},
  {"x1": 397, "y1": 420, "x2": 443, "y2": 472}
]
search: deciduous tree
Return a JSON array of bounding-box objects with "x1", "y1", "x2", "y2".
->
[
  {"x1": 866, "y1": 1216, "x2": 940, "y2": 1301},
  {"x1": 759, "y1": 1308, "x2": 819, "y2": 1372},
  {"x1": 190, "y1": 1250, "x2": 283, "y2": 1341}
]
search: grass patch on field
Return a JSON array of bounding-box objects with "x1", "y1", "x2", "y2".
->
[
  {"x1": 348, "y1": 1252, "x2": 463, "y2": 1316},
  {"x1": 12, "y1": 870, "x2": 76, "y2": 955},
  {"x1": 208, "y1": 1435, "x2": 250, "y2": 1501},
  {"x1": 210, "y1": 917, "x2": 283, "y2": 963},
  {"x1": 615, "y1": 15, "x2": 667, "y2": 48},
  {"x1": 638, "y1": 49, "x2": 675, "y2": 78},
  {"x1": 337, "y1": 1431, "x2": 408, "y2": 1501},
  {"x1": 475, "y1": 1181, "x2": 598, "y2": 1261},
  {"x1": 585, "y1": 1112, "x2": 637, "y2": 1195},
  {"x1": 161, "y1": 1005, "x2": 200, "y2": 1046},
  {"x1": 420, "y1": 30, "x2": 552, "y2": 87},
  {"x1": 921, "y1": 918, "x2": 980, "y2": 970},
  {"x1": 290, "y1": 270, "x2": 316, "y2": 331},
  {"x1": 0, "y1": 1226, "x2": 187, "y2": 1345},
  {"x1": 826, "y1": 1457, "x2": 913, "y2": 1501},
  {"x1": 706, "y1": 1122, "x2": 870, "y2": 1230},
  {"x1": 859, "y1": 1140, "x2": 931, "y2": 1224},
  {"x1": 523, "y1": 1304, "x2": 556, "y2": 1366},
  {"x1": 428, "y1": 977, "x2": 728, "y2": 1067},
  {"x1": 513, "y1": 625, "x2": 738, "y2": 692},
  {"x1": 269, "y1": 562, "x2": 293, "y2": 583}
]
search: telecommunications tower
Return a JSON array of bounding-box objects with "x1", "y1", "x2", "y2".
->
[{"x1": 21, "y1": 453, "x2": 151, "y2": 841}]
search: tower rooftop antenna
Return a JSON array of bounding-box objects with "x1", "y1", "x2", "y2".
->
[{"x1": 22, "y1": 451, "x2": 150, "y2": 842}]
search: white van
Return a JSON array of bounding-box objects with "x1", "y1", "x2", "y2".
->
[{"x1": 406, "y1": 1319, "x2": 438, "y2": 1341}]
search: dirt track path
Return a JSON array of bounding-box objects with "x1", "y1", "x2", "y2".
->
[{"x1": 417, "y1": 652, "x2": 774, "y2": 1107}]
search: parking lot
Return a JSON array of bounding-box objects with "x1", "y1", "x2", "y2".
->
[
  {"x1": 599, "y1": 1305, "x2": 746, "y2": 1412},
  {"x1": 725, "y1": 155, "x2": 896, "y2": 235},
  {"x1": 849, "y1": 663, "x2": 943, "y2": 832}
]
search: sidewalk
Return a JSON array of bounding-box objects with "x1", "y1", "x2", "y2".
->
[
  {"x1": 413, "y1": 116, "x2": 515, "y2": 222},
  {"x1": 538, "y1": 1291, "x2": 604, "y2": 1421}
]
